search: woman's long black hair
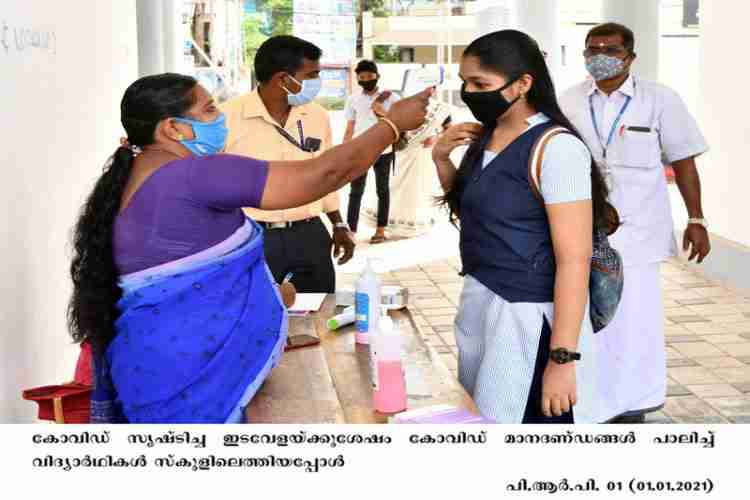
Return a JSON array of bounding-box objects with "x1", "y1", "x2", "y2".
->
[
  {"x1": 68, "y1": 73, "x2": 197, "y2": 354},
  {"x1": 442, "y1": 30, "x2": 611, "y2": 231}
]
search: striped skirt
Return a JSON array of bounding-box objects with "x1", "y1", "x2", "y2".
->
[{"x1": 454, "y1": 275, "x2": 599, "y2": 423}]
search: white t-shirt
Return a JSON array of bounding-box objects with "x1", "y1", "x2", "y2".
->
[
  {"x1": 345, "y1": 89, "x2": 400, "y2": 152},
  {"x1": 481, "y1": 113, "x2": 592, "y2": 204}
]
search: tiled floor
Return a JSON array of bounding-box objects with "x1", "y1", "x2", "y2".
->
[{"x1": 337, "y1": 230, "x2": 750, "y2": 424}]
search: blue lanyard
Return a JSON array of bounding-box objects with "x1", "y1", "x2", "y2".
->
[
  {"x1": 589, "y1": 94, "x2": 632, "y2": 159},
  {"x1": 297, "y1": 120, "x2": 305, "y2": 145},
  {"x1": 275, "y1": 120, "x2": 309, "y2": 152}
]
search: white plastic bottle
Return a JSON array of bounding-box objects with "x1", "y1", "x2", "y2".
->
[
  {"x1": 355, "y1": 259, "x2": 381, "y2": 345},
  {"x1": 372, "y1": 308, "x2": 407, "y2": 413},
  {"x1": 327, "y1": 306, "x2": 355, "y2": 331}
]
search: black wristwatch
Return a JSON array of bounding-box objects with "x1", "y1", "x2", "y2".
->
[{"x1": 550, "y1": 348, "x2": 581, "y2": 364}]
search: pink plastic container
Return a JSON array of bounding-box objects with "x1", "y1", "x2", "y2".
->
[
  {"x1": 372, "y1": 313, "x2": 407, "y2": 413},
  {"x1": 374, "y1": 360, "x2": 407, "y2": 413}
]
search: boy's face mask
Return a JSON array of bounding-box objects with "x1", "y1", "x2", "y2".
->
[{"x1": 358, "y1": 79, "x2": 378, "y2": 92}]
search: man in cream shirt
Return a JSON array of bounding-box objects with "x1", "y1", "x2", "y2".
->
[
  {"x1": 222, "y1": 36, "x2": 355, "y2": 293},
  {"x1": 560, "y1": 23, "x2": 710, "y2": 423}
]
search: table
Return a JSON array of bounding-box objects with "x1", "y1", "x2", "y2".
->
[{"x1": 246, "y1": 296, "x2": 478, "y2": 423}]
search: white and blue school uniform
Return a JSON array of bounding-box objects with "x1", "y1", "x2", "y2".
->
[
  {"x1": 455, "y1": 113, "x2": 599, "y2": 424},
  {"x1": 560, "y1": 75, "x2": 709, "y2": 422}
]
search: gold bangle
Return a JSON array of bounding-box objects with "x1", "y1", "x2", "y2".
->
[{"x1": 379, "y1": 117, "x2": 401, "y2": 144}]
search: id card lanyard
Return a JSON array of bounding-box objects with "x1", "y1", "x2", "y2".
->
[
  {"x1": 589, "y1": 93, "x2": 632, "y2": 182},
  {"x1": 275, "y1": 120, "x2": 309, "y2": 152}
]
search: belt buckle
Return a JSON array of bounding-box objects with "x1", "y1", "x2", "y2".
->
[{"x1": 266, "y1": 218, "x2": 314, "y2": 230}]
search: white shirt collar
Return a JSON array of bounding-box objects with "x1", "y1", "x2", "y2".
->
[
  {"x1": 587, "y1": 73, "x2": 636, "y2": 98},
  {"x1": 482, "y1": 112, "x2": 550, "y2": 167},
  {"x1": 482, "y1": 113, "x2": 550, "y2": 161},
  {"x1": 360, "y1": 89, "x2": 380, "y2": 100},
  {"x1": 525, "y1": 112, "x2": 550, "y2": 130}
]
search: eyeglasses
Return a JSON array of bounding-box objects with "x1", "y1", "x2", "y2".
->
[{"x1": 583, "y1": 46, "x2": 628, "y2": 57}]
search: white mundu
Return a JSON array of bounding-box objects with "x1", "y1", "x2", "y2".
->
[{"x1": 560, "y1": 74, "x2": 709, "y2": 422}]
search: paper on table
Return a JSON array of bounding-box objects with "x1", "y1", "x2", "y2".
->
[
  {"x1": 289, "y1": 293, "x2": 327, "y2": 314},
  {"x1": 391, "y1": 405, "x2": 494, "y2": 424}
]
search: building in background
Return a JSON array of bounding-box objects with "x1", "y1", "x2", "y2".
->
[
  {"x1": 185, "y1": 0, "x2": 246, "y2": 100},
  {"x1": 361, "y1": 1, "x2": 481, "y2": 105},
  {"x1": 136, "y1": 0, "x2": 246, "y2": 101},
  {"x1": 294, "y1": 0, "x2": 356, "y2": 64},
  {"x1": 294, "y1": 0, "x2": 357, "y2": 110},
  {"x1": 356, "y1": 0, "x2": 700, "y2": 110}
]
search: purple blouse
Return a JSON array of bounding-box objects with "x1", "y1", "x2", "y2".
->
[{"x1": 114, "y1": 154, "x2": 269, "y2": 275}]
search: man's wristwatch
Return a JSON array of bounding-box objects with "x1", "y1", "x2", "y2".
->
[
  {"x1": 687, "y1": 218, "x2": 708, "y2": 229},
  {"x1": 333, "y1": 222, "x2": 351, "y2": 232},
  {"x1": 550, "y1": 348, "x2": 581, "y2": 365}
]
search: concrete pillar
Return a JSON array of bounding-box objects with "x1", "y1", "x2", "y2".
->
[
  {"x1": 136, "y1": 0, "x2": 165, "y2": 76},
  {"x1": 436, "y1": 43, "x2": 445, "y2": 103},
  {"x1": 602, "y1": 0, "x2": 659, "y2": 82},
  {"x1": 162, "y1": 0, "x2": 185, "y2": 74},
  {"x1": 362, "y1": 12, "x2": 374, "y2": 61},
  {"x1": 477, "y1": 3, "x2": 513, "y2": 36},
  {"x1": 697, "y1": 0, "x2": 750, "y2": 247},
  {"x1": 516, "y1": 0, "x2": 561, "y2": 81},
  {"x1": 447, "y1": 42, "x2": 454, "y2": 106}
]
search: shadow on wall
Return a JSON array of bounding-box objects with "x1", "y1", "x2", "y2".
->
[
  {"x1": 0, "y1": 247, "x2": 34, "y2": 423},
  {"x1": 675, "y1": 230, "x2": 750, "y2": 299}
]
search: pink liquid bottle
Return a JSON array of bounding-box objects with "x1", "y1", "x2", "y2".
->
[{"x1": 372, "y1": 309, "x2": 407, "y2": 414}]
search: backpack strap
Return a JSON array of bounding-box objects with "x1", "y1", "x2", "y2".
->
[{"x1": 527, "y1": 126, "x2": 573, "y2": 205}]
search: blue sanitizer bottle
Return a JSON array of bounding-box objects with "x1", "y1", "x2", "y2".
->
[{"x1": 355, "y1": 259, "x2": 381, "y2": 345}]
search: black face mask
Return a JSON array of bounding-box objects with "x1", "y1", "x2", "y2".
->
[
  {"x1": 359, "y1": 79, "x2": 378, "y2": 92},
  {"x1": 460, "y1": 78, "x2": 520, "y2": 126}
]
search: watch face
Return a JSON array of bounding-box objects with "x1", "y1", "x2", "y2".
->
[{"x1": 551, "y1": 348, "x2": 579, "y2": 364}]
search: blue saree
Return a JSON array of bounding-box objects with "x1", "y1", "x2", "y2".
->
[{"x1": 91, "y1": 220, "x2": 287, "y2": 423}]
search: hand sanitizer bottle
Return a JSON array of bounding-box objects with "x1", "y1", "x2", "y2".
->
[
  {"x1": 373, "y1": 308, "x2": 407, "y2": 414},
  {"x1": 355, "y1": 259, "x2": 381, "y2": 345}
]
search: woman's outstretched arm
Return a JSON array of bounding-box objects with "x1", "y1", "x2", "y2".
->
[{"x1": 260, "y1": 89, "x2": 431, "y2": 211}]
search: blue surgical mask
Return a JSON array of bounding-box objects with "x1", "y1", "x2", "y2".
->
[
  {"x1": 174, "y1": 113, "x2": 228, "y2": 156},
  {"x1": 283, "y1": 76, "x2": 322, "y2": 106}
]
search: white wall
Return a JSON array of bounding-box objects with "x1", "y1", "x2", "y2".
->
[
  {"x1": 0, "y1": 1, "x2": 138, "y2": 422},
  {"x1": 697, "y1": 1, "x2": 750, "y2": 248}
]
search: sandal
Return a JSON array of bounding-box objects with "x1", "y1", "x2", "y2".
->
[{"x1": 370, "y1": 235, "x2": 388, "y2": 244}]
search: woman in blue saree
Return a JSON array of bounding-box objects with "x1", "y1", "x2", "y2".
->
[{"x1": 68, "y1": 74, "x2": 429, "y2": 423}]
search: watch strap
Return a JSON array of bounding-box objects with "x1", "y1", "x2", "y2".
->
[{"x1": 687, "y1": 218, "x2": 708, "y2": 229}]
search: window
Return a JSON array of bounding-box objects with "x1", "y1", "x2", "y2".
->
[
  {"x1": 399, "y1": 48, "x2": 415, "y2": 63},
  {"x1": 683, "y1": 0, "x2": 700, "y2": 28}
]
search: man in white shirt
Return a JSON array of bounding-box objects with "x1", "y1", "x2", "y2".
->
[
  {"x1": 560, "y1": 23, "x2": 711, "y2": 423},
  {"x1": 343, "y1": 60, "x2": 400, "y2": 244}
]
